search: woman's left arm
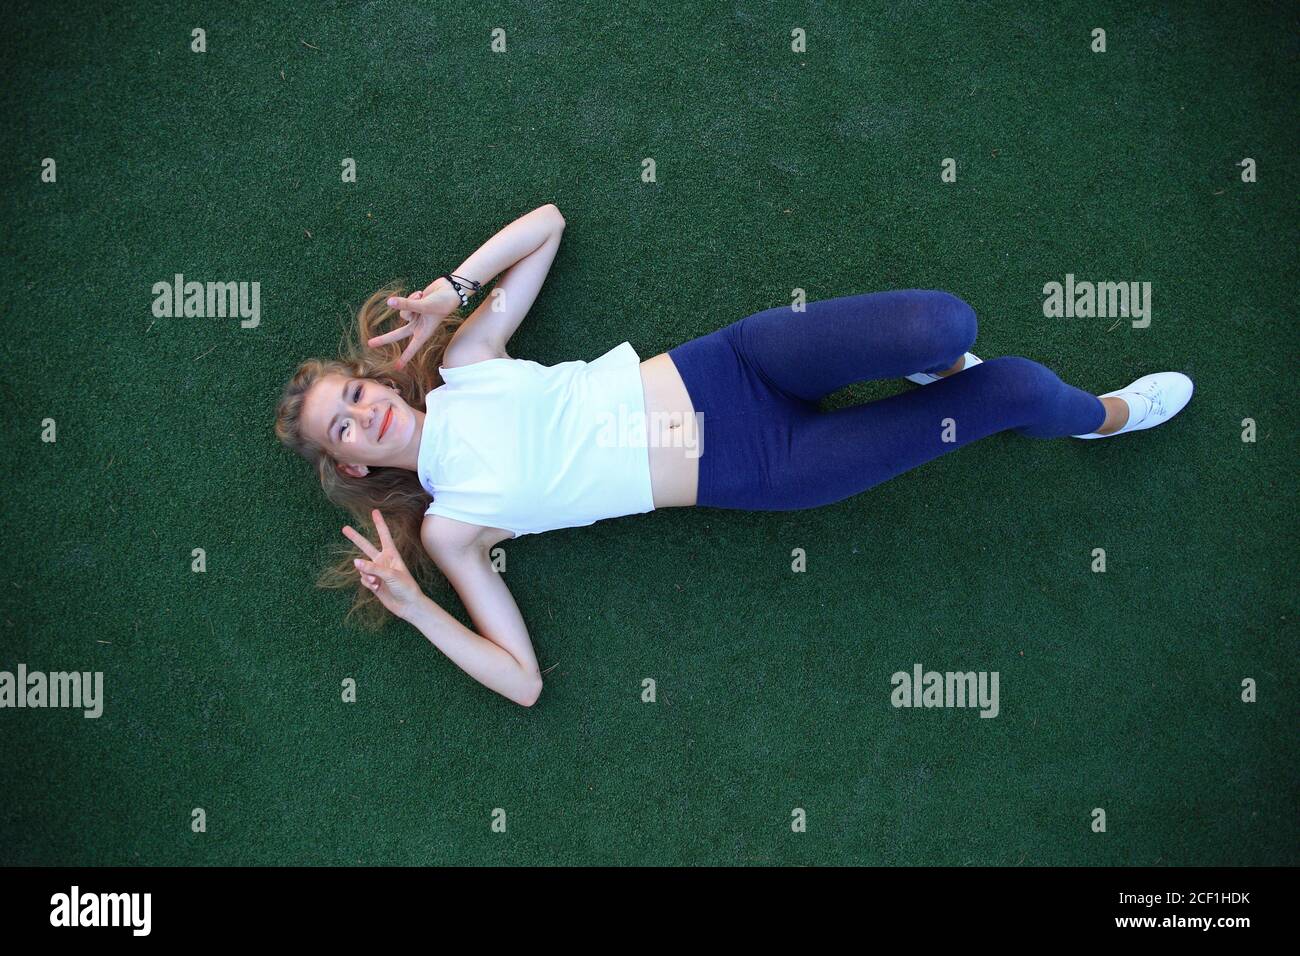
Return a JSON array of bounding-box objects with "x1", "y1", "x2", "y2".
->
[{"x1": 382, "y1": 203, "x2": 567, "y2": 366}]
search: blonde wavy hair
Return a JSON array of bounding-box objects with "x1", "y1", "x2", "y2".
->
[{"x1": 274, "y1": 284, "x2": 464, "y2": 629}]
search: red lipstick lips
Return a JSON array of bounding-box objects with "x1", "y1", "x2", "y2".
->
[{"x1": 378, "y1": 406, "x2": 394, "y2": 440}]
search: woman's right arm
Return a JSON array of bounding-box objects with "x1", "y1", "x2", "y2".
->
[
  {"x1": 403, "y1": 586, "x2": 543, "y2": 708},
  {"x1": 415, "y1": 516, "x2": 543, "y2": 707},
  {"x1": 345, "y1": 510, "x2": 542, "y2": 707}
]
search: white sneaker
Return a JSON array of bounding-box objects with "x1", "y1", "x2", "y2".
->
[
  {"x1": 1073, "y1": 372, "x2": 1194, "y2": 439},
  {"x1": 906, "y1": 352, "x2": 983, "y2": 384}
]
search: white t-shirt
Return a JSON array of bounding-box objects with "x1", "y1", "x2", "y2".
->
[{"x1": 416, "y1": 342, "x2": 656, "y2": 538}]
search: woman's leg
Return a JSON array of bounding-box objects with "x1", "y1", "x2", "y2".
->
[
  {"x1": 734, "y1": 356, "x2": 1108, "y2": 511},
  {"x1": 734, "y1": 289, "x2": 979, "y2": 403}
]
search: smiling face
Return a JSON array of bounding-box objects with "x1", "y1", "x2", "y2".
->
[{"x1": 299, "y1": 373, "x2": 421, "y2": 475}]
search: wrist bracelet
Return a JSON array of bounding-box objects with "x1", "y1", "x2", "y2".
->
[{"x1": 441, "y1": 272, "x2": 481, "y2": 307}]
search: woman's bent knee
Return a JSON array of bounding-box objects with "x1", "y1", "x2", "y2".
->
[
  {"x1": 922, "y1": 290, "x2": 978, "y2": 355},
  {"x1": 977, "y1": 355, "x2": 1060, "y2": 413}
]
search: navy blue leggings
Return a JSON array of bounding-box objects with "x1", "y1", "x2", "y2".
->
[{"x1": 667, "y1": 290, "x2": 1107, "y2": 510}]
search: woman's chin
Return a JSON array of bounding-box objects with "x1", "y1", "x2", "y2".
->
[
  {"x1": 383, "y1": 414, "x2": 414, "y2": 452},
  {"x1": 394, "y1": 411, "x2": 413, "y2": 446}
]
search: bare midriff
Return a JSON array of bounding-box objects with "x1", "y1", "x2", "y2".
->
[{"x1": 638, "y1": 353, "x2": 700, "y2": 508}]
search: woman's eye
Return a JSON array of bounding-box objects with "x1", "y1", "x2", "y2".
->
[{"x1": 354, "y1": 384, "x2": 363, "y2": 402}]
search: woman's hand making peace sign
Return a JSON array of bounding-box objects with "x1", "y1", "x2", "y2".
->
[
  {"x1": 367, "y1": 277, "x2": 463, "y2": 369},
  {"x1": 342, "y1": 509, "x2": 427, "y2": 621}
]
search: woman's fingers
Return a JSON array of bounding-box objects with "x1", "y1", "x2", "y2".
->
[
  {"x1": 387, "y1": 295, "x2": 440, "y2": 315},
  {"x1": 356, "y1": 562, "x2": 382, "y2": 587},
  {"x1": 397, "y1": 334, "x2": 425, "y2": 370},
  {"x1": 355, "y1": 557, "x2": 387, "y2": 579},
  {"x1": 372, "y1": 509, "x2": 396, "y2": 553},
  {"x1": 399, "y1": 289, "x2": 423, "y2": 324},
  {"x1": 341, "y1": 525, "x2": 380, "y2": 561},
  {"x1": 371, "y1": 290, "x2": 425, "y2": 349},
  {"x1": 367, "y1": 324, "x2": 414, "y2": 348}
]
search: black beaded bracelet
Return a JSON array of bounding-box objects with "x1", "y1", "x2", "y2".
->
[{"x1": 441, "y1": 272, "x2": 481, "y2": 306}]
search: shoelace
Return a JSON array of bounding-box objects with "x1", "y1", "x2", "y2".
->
[{"x1": 1134, "y1": 385, "x2": 1164, "y2": 423}]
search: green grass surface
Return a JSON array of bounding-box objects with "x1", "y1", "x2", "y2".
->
[{"x1": 1, "y1": 1, "x2": 1295, "y2": 866}]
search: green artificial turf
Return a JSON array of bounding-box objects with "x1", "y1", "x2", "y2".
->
[{"x1": 1, "y1": 0, "x2": 1295, "y2": 866}]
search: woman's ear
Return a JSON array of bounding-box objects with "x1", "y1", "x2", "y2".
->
[{"x1": 336, "y1": 460, "x2": 370, "y2": 479}]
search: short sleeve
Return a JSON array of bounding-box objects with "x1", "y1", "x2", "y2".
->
[{"x1": 424, "y1": 500, "x2": 522, "y2": 539}]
